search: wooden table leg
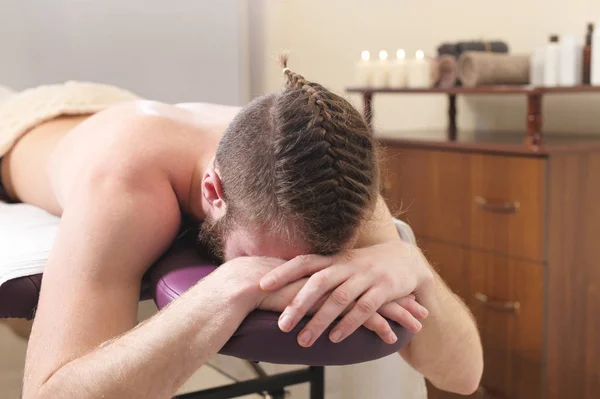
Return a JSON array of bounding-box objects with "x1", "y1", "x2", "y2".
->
[
  {"x1": 363, "y1": 91, "x2": 373, "y2": 127},
  {"x1": 448, "y1": 94, "x2": 457, "y2": 141},
  {"x1": 526, "y1": 92, "x2": 543, "y2": 147}
]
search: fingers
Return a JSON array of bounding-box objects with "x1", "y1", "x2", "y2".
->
[
  {"x1": 319, "y1": 287, "x2": 388, "y2": 347},
  {"x1": 260, "y1": 254, "x2": 333, "y2": 291},
  {"x1": 278, "y1": 265, "x2": 353, "y2": 334},
  {"x1": 327, "y1": 296, "x2": 427, "y2": 345},
  {"x1": 258, "y1": 278, "x2": 308, "y2": 313},
  {"x1": 377, "y1": 302, "x2": 423, "y2": 333},
  {"x1": 361, "y1": 313, "x2": 397, "y2": 344},
  {"x1": 293, "y1": 273, "x2": 377, "y2": 347},
  {"x1": 394, "y1": 296, "x2": 429, "y2": 320}
]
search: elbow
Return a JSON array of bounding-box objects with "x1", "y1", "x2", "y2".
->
[
  {"x1": 434, "y1": 354, "x2": 484, "y2": 396},
  {"x1": 452, "y1": 370, "x2": 483, "y2": 396}
]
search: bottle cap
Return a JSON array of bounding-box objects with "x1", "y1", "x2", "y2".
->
[{"x1": 549, "y1": 35, "x2": 559, "y2": 43}]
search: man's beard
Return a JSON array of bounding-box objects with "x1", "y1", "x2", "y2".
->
[{"x1": 197, "y1": 213, "x2": 230, "y2": 263}]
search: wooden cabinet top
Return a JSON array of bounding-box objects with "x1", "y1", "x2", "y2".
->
[{"x1": 378, "y1": 130, "x2": 600, "y2": 157}]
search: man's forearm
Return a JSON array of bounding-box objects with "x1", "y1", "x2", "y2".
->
[
  {"x1": 34, "y1": 275, "x2": 257, "y2": 399},
  {"x1": 400, "y1": 270, "x2": 483, "y2": 395},
  {"x1": 358, "y1": 195, "x2": 483, "y2": 394}
]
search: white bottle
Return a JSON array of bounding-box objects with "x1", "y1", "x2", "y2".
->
[
  {"x1": 530, "y1": 47, "x2": 545, "y2": 86},
  {"x1": 544, "y1": 35, "x2": 560, "y2": 87},
  {"x1": 559, "y1": 34, "x2": 583, "y2": 86},
  {"x1": 592, "y1": 22, "x2": 600, "y2": 85}
]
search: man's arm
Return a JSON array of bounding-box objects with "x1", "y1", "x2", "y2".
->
[
  {"x1": 261, "y1": 196, "x2": 483, "y2": 395},
  {"x1": 399, "y1": 268, "x2": 483, "y2": 395},
  {"x1": 30, "y1": 257, "x2": 273, "y2": 399},
  {"x1": 31, "y1": 264, "x2": 267, "y2": 399},
  {"x1": 23, "y1": 163, "x2": 271, "y2": 399},
  {"x1": 359, "y1": 196, "x2": 483, "y2": 395}
]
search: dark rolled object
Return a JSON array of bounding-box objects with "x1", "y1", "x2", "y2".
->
[{"x1": 438, "y1": 41, "x2": 510, "y2": 58}]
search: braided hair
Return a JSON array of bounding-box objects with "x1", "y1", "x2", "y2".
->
[{"x1": 215, "y1": 56, "x2": 378, "y2": 254}]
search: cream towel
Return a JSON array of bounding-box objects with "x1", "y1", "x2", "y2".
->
[
  {"x1": 458, "y1": 52, "x2": 530, "y2": 87},
  {"x1": 0, "y1": 81, "x2": 140, "y2": 158}
]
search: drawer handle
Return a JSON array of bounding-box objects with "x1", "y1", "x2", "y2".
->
[
  {"x1": 475, "y1": 196, "x2": 520, "y2": 213},
  {"x1": 474, "y1": 292, "x2": 520, "y2": 313}
]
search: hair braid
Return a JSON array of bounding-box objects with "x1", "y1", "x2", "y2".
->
[
  {"x1": 213, "y1": 56, "x2": 378, "y2": 258},
  {"x1": 272, "y1": 55, "x2": 378, "y2": 253}
]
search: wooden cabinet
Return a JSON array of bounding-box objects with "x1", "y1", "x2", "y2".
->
[
  {"x1": 380, "y1": 139, "x2": 600, "y2": 399},
  {"x1": 381, "y1": 148, "x2": 544, "y2": 261},
  {"x1": 420, "y1": 239, "x2": 543, "y2": 399}
]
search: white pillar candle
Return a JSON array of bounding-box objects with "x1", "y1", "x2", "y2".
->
[
  {"x1": 407, "y1": 50, "x2": 431, "y2": 88},
  {"x1": 371, "y1": 50, "x2": 390, "y2": 88},
  {"x1": 354, "y1": 50, "x2": 373, "y2": 87},
  {"x1": 389, "y1": 49, "x2": 407, "y2": 88}
]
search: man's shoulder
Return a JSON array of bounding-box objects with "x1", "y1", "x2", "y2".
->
[
  {"x1": 78, "y1": 100, "x2": 203, "y2": 176},
  {"x1": 89, "y1": 101, "x2": 206, "y2": 154},
  {"x1": 101, "y1": 100, "x2": 193, "y2": 129}
]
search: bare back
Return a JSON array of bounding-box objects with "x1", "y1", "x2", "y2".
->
[{"x1": 1, "y1": 100, "x2": 234, "y2": 216}]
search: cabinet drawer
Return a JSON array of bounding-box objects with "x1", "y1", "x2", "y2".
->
[
  {"x1": 419, "y1": 239, "x2": 543, "y2": 399},
  {"x1": 381, "y1": 147, "x2": 545, "y2": 261}
]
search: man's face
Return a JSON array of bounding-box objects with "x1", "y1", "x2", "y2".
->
[{"x1": 198, "y1": 214, "x2": 311, "y2": 262}]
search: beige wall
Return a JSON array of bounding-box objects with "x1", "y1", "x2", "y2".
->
[
  {"x1": 250, "y1": 0, "x2": 600, "y2": 137},
  {"x1": 0, "y1": 0, "x2": 249, "y2": 105}
]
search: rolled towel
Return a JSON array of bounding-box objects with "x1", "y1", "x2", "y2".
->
[
  {"x1": 0, "y1": 81, "x2": 140, "y2": 158},
  {"x1": 438, "y1": 41, "x2": 509, "y2": 58},
  {"x1": 436, "y1": 55, "x2": 459, "y2": 88},
  {"x1": 458, "y1": 52, "x2": 530, "y2": 87}
]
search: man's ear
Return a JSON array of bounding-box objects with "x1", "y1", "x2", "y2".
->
[{"x1": 202, "y1": 167, "x2": 226, "y2": 215}]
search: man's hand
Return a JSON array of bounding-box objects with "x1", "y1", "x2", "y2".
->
[
  {"x1": 259, "y1": 239, "x2": 435, "y2": 347},
  {"x1": 207, "y1": 255, "x2": 288, "y2": 308},
  {"x1": 258, "y1": 277, "x2": 425, "y2": 343}
]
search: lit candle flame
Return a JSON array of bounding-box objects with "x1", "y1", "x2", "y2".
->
[
  {"x1": 416, "y1": 50, "x2": 424, "y2": 60},
  {"x1": 379, "y1": 50, "x2": 388, "y2": 61},
  {"x1": 361, "y1": 50, "x2": 370, "y2": 61},
  {"x1": 396, "y1": 49, "x2": 406, "y2": 60}
]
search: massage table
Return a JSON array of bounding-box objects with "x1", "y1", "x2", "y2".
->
[{"x1": 0, "y1": 200, "x2": 416, "y2": 399}]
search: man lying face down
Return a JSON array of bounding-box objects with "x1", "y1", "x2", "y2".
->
[
  {"x1": 198, "y1": 59, "x2": 379, "y2": 262},
  {"x1": 0, "y1": 57, "x2": 483, "y2": 398}
]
